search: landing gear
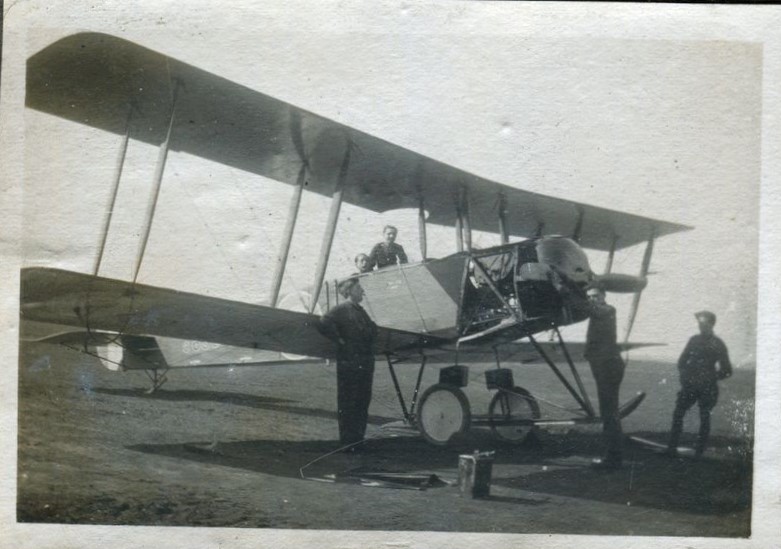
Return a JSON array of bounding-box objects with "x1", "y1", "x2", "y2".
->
[
  {"x1": 488, "y1": 386, "x2": 540, "y2": 443},
  {"x1": 416, "y1": 383, "x2": 471, "y2": 445},
  {"x1": 143, "y1": 368, "x2": 169, "y2": 394},
  {"x1": 385, "y1": 343, "x2": 645, "y2": 447}
]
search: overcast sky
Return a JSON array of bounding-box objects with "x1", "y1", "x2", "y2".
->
[{"x1": 22, "y1": 27, "x2": 761, "y2": 364}]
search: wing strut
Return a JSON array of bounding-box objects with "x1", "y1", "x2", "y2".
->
[
  {"x1": 454, "y1": 198, "x2": 464, "y2": 253},
  {"x1": 94, "y1": 105, "x2": 132, "y2": 276},
  {"x1": 604, "y1": 234, "x2": 618, "y2": 274},
  {"x1": 417, "y1": 190, "x2": 427, "y2": 260},
  {"x1": 498, "y1": 194, "x2": 509, "y2": 245},
  {"x1": 572, "y1": 207, "x2": 585, "y2": 243},
  {"x1": 623, "y1": 228, "x2": 655, "y2": 343},
  {"x1": 133, "y1": 80, "x2": 179, "y2": 283},
  {"x1": 269, "y1": 164, "x2": 306, "y2": 307},
  {"x1": 308, "y1": 142, "x2": 352, "y2": 313},
  {"x1": 461, "y1": 187, "x2": 473, "y2": 251},
  {"x1": 534, "y1": 221, "x2": 545, "y2": 238}
]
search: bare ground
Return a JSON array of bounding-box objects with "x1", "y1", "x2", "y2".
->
[{"x1": 17, "y1": 341, "x2": 754, "y2": 536}]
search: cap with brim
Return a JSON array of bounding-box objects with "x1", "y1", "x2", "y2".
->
[
  {"x1": 337, "y1": 277, "x2": 359, "y2": 298},
  {"x1": 695, "y1": 310, "x2": 716, "y2": 324}
]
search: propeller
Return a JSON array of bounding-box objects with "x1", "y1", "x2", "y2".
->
[{"x1": 593, "y1": 273, "x2": 648, "y2": 294}]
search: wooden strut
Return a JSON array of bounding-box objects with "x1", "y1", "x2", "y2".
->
[
  {"x1": 640, "y1": 227, "x2": 656, "y2": 276},
  {"x1": 498, "y1": 194, "x2": 509, "y2": 245},
  {"x1": 572, "y1": 208, "x2": 585, "y2": 243},
  {"x1": 604, "y1": 234, "x2": 618, "y2": 274},
  {"x1": 269, "y1": 164, "x2": 306, "y2": 307},
  {"x1": 461, "y1": 187, "x2": 472, "y2": 251},
  {"x1": 623, "y1": 227, "x2": 656, "y2": 343},
  {"x1": 134, "y1": 81, "x2": 180, "y2": 283},
  {"x1": 534, "y1": 221, "x2": 545, "y2": 238},
  {"x1": 554, "y1": 327, "x2": 595, "y2": 417},
  {"x1": 455, "y1": 202, "x2": 464, "y2": 253},
  {"x1": 527, "y1": 334, "x2": 592, "y2": 416},
  {"x1": 385, "y1": 354, "x2": 428, "y2": 423},
  {"x1": 308, "y1": 143, "x2": 351, "y2": 313},
  {"x1": 94, "y1": 105, "x2": 133, "y2": 276},
  {"x1": 386, "y1": 354, "x2": 411, "y2": 422},
  {"x1": 409, "y1": 355, "x2": 427, "y2": 417},
  {"x1": 418, "y1": 191, "x2": 427, "y2": 260}
]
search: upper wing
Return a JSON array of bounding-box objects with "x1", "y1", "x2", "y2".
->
[
  {"x1": 20, "y1": 268, "x2": 441, "y2": 359},
  {"x1": 26, "y1": 33, "x2": 691, "y2": 251}
]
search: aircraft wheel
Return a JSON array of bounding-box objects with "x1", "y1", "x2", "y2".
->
[
  {"x1": 416, "y1": 383, "x2": 471, "y2": 446},
  {"x1": 488, "y1": 386, "x2": 541, "y2": 443}
]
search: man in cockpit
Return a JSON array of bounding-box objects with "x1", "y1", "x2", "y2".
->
[
  {"x1": 584, "y1": 285, "x2": 626, "y2": 471},
  {"x1": 354, "y1": 253, "x2": 373, "y2": 274},
  {"x1": 368, "y1": 225, "x2": 408, "y2": 269}
]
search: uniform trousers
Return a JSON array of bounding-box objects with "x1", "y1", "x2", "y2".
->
[
  {"x1": 588, "y1": 355, "x2": 626, "y2": 461},
  {"x1": 669, "y1": 380, "x2": 718, "y2": 455},
  {"x1": 336, "y1": 356, "x2": 375, "y2": 445}
]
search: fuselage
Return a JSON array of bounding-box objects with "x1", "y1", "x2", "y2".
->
[{"x1": 320, "y1": 236, "x2": 593, "y2": 344}]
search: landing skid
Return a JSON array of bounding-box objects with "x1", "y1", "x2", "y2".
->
[
  {"x1": 630, "y1": 435, "x2": 696, "y2": 458},
  {"x1": 474, "y1": 391, "x2": 645, "y2": 428}
]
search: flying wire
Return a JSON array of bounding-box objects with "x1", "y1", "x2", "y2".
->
[
  {"x1": 228, "y1": 170, "x2": 312, "y2": 306},
  {"x1": 174, "y1": 177, "x2": 247, "y2": 296}
]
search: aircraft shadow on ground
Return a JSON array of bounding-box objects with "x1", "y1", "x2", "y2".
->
[
  {"x1": 126, "y1": 429, "x2": 598, "y2": 485},
  {"x1": 93, "y1": 387, "x2": 398, "y2": 425},
  {"x1": 129, "y1": 429, "x2": 751, "y2": 515},
  {"x1": 495, "y1": 431, "x2": 753, "y2": 516},
  {"x1": 129, "y1": 432, "x2": 555, "y2": 485}
]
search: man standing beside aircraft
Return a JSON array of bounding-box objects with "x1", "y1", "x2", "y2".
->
[
  {"x1": 317, "y1": 278, "x2": 378, "y2": 448},
  {"x1": 369, "y1": 225, "x2": 408, "y2": 269},
  {"x1": 666, "y1": 311, "x2": 732, "y2": 458},
  {"x1": 584, "y1": 285, "x2": 626, "y2": 471}
]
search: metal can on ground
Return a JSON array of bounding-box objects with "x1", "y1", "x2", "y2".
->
[{"x1": 458, "y1": 450, "x2": 495, "y2": 498}]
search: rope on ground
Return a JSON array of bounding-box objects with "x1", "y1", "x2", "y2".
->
[{"x1": 298, "y1": 435, "x2": 381, "y2": 481}]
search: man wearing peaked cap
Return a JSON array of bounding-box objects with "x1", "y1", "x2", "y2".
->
[
  {"x1": 584, "y1": 285, "x2": 626, "y2": 471},
  {"x1": 666, "y1": 309, "x2": 732, "y2": 458},
  {"x1": 695, "y1": 310, "x2": 717, "y2": 325},
  {"x1": 317, "y1": 278, "x2": 378, "y2": 449}
]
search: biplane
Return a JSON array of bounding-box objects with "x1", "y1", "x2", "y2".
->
[{"x1": 20, "y1": 33, "x2": 691, "y2": 446}]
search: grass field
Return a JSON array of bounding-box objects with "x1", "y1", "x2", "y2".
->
[{"x1": 17, "y1": 339, "x2": 754, "y2": 536}]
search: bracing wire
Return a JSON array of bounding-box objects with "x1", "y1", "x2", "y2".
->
[
  {"x1": 228, "y1": 170, "x2": 313, "y2": 306},
  {"x1": 173, "y1": 176, "x2": 247, "y2": 294}
]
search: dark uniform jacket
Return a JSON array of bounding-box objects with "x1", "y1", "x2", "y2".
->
[
  {"x1": 369, "y1": 242, "x2": 408, "y2": 269},
  {"x1": 584, "y1": 303, "x2": 620, "y2": 361},
  {"x1": 317, "y1": 302, "x2": 378, "y2": 362},
  {"x1": 678, "y1": 334, "x2": 732, "y2": 387}
]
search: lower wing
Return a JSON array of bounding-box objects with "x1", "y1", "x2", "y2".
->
[{"x1": 20, "y1": 268, "x2": 441, "y2": 361}]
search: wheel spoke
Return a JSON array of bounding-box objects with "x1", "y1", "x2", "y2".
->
[
  {"x1": 489, "y1": 387, "x2": 539, "y2": 443},
  {"x1": 416, "y1": 383, "x2": 471, "y2": 445}
]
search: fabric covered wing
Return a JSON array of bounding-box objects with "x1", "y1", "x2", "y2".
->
[
  {"x1": 20, "y1": 268, "x2": 439, "y2": 359},
  {"x1": 27, "y1": 33, "x2": 690, "y2": 251}
]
